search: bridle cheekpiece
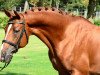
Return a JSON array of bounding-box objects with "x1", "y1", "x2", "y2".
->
[{"x1": 2, "y1": 20, "x2": 28, "y2": 52}]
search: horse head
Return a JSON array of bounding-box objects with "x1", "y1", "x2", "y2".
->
[{"x1": 0, "y1": 10, "x2": 30, "y2": 66}]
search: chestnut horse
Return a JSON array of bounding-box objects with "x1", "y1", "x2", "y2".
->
[{"x1": 0, "y1": 7, "x2": 100, "y2": 75}]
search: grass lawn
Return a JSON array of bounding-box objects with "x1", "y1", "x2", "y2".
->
[{"x1": 0, "y1": 29, "x2": 58, "y2": 75}]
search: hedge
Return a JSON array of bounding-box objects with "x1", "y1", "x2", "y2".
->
[
  {"x1": 94, "y1": 20, "x2": 100, "y2": 26},
  {"x1": 0, "y1": 16, "x2": 8, "y2": 28}
]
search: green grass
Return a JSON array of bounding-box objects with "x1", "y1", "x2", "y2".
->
[{"x1": 0, "y1": 29, "x2": 58, "y2": 75}]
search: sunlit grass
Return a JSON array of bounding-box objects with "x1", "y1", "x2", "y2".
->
[{"x1": 0, "y1": 29, "x2": 58, "y2": 75}]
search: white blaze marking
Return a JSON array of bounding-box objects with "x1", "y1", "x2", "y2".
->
[{"x1": 0, "y1": 24, "x2": 12, "y2": 51}]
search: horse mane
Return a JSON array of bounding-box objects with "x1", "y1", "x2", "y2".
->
[
  {"x1": 23, "y1": 7, "x2": 94, "y2": 26},
  {"x1": 25, "y1": 7, "x2": 68, "y2": 15}
]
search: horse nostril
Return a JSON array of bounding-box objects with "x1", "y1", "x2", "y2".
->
[
  {"x1": 1, "y1": 57, "x2": 5, "y2": 62},
  {"x1": 1, "y1": 52, "x2": 6, "y2": 62},
  {"x1": 1, "y1": 52, "x2": 6, "y2": 57}
]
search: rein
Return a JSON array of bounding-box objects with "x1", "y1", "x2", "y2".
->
[
  {"x1": 0, "y1": 55, "x2": 13, "y2": 71},
  {"x1": 0, "y1": 20, "x2": 28, "y2": 71}
]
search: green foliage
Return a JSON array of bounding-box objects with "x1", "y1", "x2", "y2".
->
[
  {"x1": 94, "y1": 20, "x2": 100, "y2": 26},
  {"x1": 0, "y1": 12, "x2": 8, "y2": 28},
  {"x1": 0, "y1": 17, "x2": 8, "y2": 28},
  {"x1": 0, "y1": 0, "x2": 22, "y2": 10},
  {"x1": 28, "y1": 0, "x2": 39, "y2": 6},
  {"x1": 96, "y1": 5, "x2": 100, "y2": 11}
]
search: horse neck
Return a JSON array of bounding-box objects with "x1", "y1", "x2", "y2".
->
[{"x1": 25, "y1": 11, "x2": 67, "y2": 49}]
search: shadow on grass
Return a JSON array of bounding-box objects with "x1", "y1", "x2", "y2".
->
[{"x1": 0, "y1": 72, "x2": 27, "y2": 75}]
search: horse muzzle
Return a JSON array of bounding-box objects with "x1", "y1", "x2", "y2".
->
[
  {"x1": 1, "y1": 52, "x2": 13, "y2": 63},
  {"x1": 0, "y1": 46, "x2": 15, "y2": 63},
  {"x1": 0, "y1": 46, "x2": 15, "y2": 71},
  {"x1": 0, "y1": 52, "x2": 13, "y2": 71}
]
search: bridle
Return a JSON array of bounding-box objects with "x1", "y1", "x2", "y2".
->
[
  {"x1": 3, "y1": 20, "x2": 28, "y2": 52},
  {"x1": 0, "y1": 19, "x2": 28, "y2": 71}
]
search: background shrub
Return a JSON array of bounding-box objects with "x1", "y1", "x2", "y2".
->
[
  {"x1": 0, "y1": 12, "x2": 9, "y2": 29},
  {"x1": 94, "y1": 20, "x2": 100, "y2": 26},
  {"x1": 0, "y1": 17, "x2": 8, "y2": 28}
]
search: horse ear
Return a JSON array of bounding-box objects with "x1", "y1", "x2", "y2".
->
[
  {"x1": 13, "y1": 10, "x2": 20, "y2": 19},
  {"x1": 4, "y1": 9, "x2": 12, "y2": 18}
]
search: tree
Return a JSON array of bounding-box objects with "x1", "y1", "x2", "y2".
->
[
  {"x1": 50, "y1": 0, "x2": 60, "y2": 9},
  {"x1": 37, "y1": 0, "x2": 43, "y2": 6},
  {"x1": 61, "y1": 0, "x2": 68, "y2": 4},
  {"x1": 96, "y1": 0, "x2": 100, "y2": 11},
  {"x1": 0, "y1": 0, "x2": 22, "y2": 10},
  {"x1": 29, "y1": 0, "x2": 39, "y2": 7},
  {"x1": 87, "y1": 0, "x2": 96, "y2": 18},
  {"x1": 81, "y1": 0, "x2": 89, "y2": 7},
  {"x1": 37, "y1": 0, "x2": 49, "y2": 7}
]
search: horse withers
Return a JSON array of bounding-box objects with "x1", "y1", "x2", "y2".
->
[{"x1": 0, "y1": 7, "x2": 100, "y2": 75}]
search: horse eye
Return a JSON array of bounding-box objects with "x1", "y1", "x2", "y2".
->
[{"x1": 14, "y1": 29, "x2": 20, "y2": 33}]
